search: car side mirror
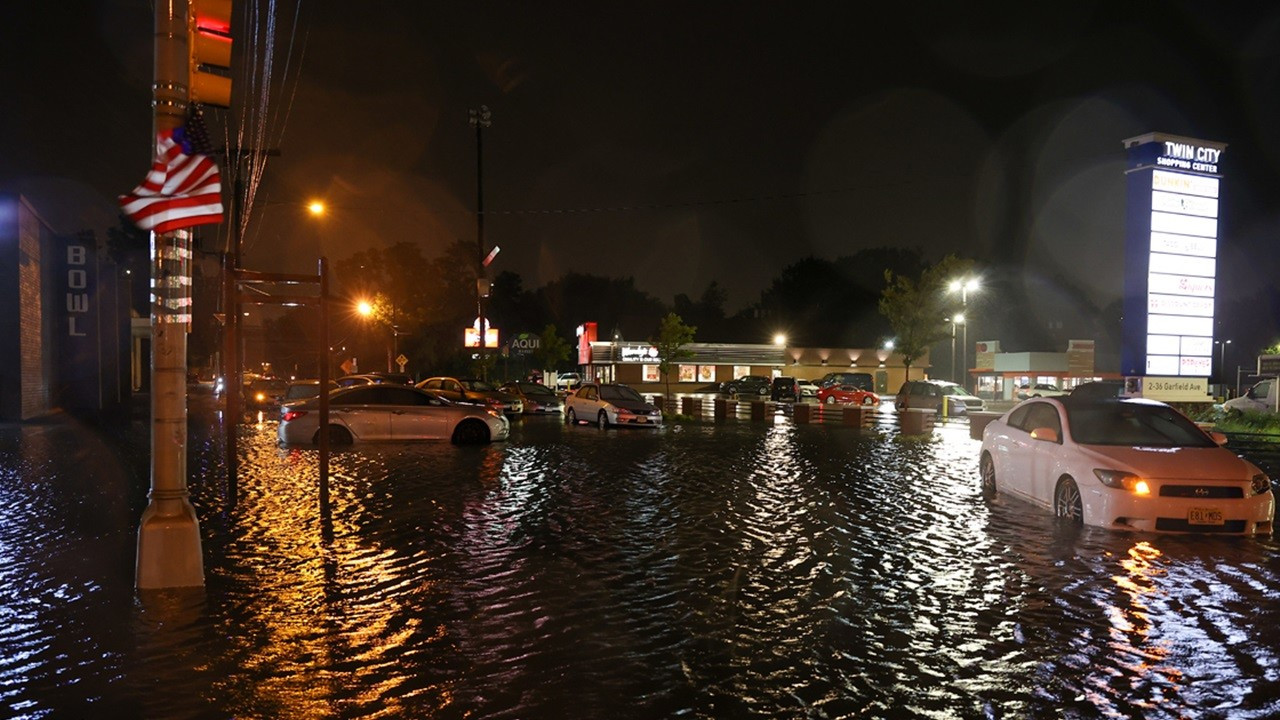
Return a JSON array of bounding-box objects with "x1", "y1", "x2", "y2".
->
[
  {"x1": 1209, "y1": 431, "x2": 1229, "y2": 446},
  {"x1": 1029, "y1": 427, "x2": 1059, "y2": 443}
]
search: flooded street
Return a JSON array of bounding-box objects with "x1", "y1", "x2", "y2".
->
[{"x1": 3, "y1": 395, "x2": 1280, "y2": 718}]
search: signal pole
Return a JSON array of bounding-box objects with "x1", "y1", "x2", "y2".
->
[
  {"x1": 136, "y1": 0, "x2": 204, "y2": 589},
  {"x1": 470, "y1": 106, "x2": 491, "y2": 375}
]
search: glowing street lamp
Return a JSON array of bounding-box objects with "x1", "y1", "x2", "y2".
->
[
  {"x1": 307, "y1": 200, "x2": 326, "y2": 217},
  {"x1": 356, "y1": 299, "x2": 373, "y2": 318},
  {"x1": 948, "y1": 277, "x2": 980, "y2": 390},
  {"x1": 773, "y1": 333, "x2": 787, "y2": 346}
]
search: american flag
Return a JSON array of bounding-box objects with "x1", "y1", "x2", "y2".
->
[{"x1": 119, "y1": 106, "x2": 224, "y2": 233}]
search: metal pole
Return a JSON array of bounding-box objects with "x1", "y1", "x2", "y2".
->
[
  {"x1": 318, "y1": 258, "x2": 330, "y2": 516},
  {"x1": 137, "y1": 0, "x2": 203, "y2": 589},
  {"x1": 950, "y1": 320, "x2": 956, "y2": 384},
  {"x1": 470, "y1": 106, "x2": 491, "y2": 376}
]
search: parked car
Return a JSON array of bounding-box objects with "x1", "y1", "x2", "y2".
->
[
  {"x1": 278, "y1": 384, "x2": 509, "y2": 445},
  {"x1": 498, "y1": 381, "x2": 564, "y2": 414},
  {"x1": 895, "y1": 379, "x2": 969, "y2": 416},
  {"x1": 245, "y1": 377, "x2": 290, "y2": 410},
  {"x1": 797, "y1": 380, "x2": 820, "y2": 399},
  {"x1": 935, "y1": 380, "x2": 985, "y2": 411},
  {"x1": 1223, "y1": 379, "x2": 1278, "y2": 414},
  {"x1": 817, "y1": 384, "x2": 880, "y2": 406},
  {"x1": 336, "y1": 374, "x2": 392, "y2": 387},
  {"x1": 817, "y1": 371, "x2": 874, "y2": 391},
  {"x1": 721, "y1": 375, "x2": 772, "y2": 397},
  {"x1": 979, "y1": 396, "x2": 1273, "y2": 534},
  {"x1": 565, "y1": 383, "x2": 662, "y2": 428},
  {"x1": 770, "y1": 376, "x2": 801, "y2": 402},
  {"x1": 1016, "y1": 382, "x2": 1068, "y2": 399},
  {"x1": 416, "y1": 376, "x2": 524, "y2": 416},
  {"x1": 1070, "y1": 380, "x2": 1127, "y2": 400},
  {"x1": 283, "y1": 379, "x2": 338, "y2": 403},
  {"x1": 555, "y1": 372, "x2": 583, "y2": 390}
]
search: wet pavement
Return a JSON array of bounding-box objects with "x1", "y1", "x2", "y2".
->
[{"x1": 2, "y1": 391, "x2": 1280, "y2": 718}]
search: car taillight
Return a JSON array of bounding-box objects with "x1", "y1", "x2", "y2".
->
[{"x1": 283, "y1": 409, "x2": 308, "y2": 422}]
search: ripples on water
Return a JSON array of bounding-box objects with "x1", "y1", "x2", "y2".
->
[{"x1": 1, "y1": 406, "x2": 1279, "y2": 718}]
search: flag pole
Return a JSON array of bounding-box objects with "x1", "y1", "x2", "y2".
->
[{"x1": 136, "y1": 0, "x2": 204, "y2": 590}]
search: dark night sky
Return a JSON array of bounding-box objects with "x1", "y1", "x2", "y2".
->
[{"x1": 5, "y1": 1, "x2": 1280, "y2": 355}]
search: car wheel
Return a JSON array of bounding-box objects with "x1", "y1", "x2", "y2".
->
[
  {"x1": 824, "y1": 395, "x2": 837, "y2": 404},
  {"x1": 314, "y1": 425, "x2": 352, "y2": 445},
  {"x1": 566, "y1": 407, "x2": 577, "y2": 425},
  {"x1": 979, "y1": 453, "x2": 997, "y2": 502},
  {"x1": 597, "y1": 411, "x2": 609, "y2": 430},
  {"x1": 861, "y1": 396, "x2": 875, "y2": 406},
  {"x1": 1054, "y1": 477, "x2": 1084, "y2": 526},
  {"x1": 451, "y1": 419, "x2": 490, "y2": 445},
  {"x1": 757, "y1": 386, "x2": 768, "y2": 396}
]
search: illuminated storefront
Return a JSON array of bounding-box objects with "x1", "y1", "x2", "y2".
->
[{"x1": 583, "y1": 341, "x2": 919, "y2": 395}]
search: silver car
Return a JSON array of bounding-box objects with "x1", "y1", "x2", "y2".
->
[
  {"x1": 278, "y1": 384, "x2": 509, "y2": 445},
  {"x1": 565, "y1": 383, "x2": 662, "y2": 429}
]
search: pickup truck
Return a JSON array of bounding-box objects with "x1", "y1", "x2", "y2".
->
[{"x1": 1223, "y1": 378, "x2": 1279, "y2": 413}]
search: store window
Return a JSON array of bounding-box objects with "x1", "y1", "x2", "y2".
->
[
  {"x1": 733, "y1": 365, "x2": 751, "y2": 379},
  {"x1": 698, "y1": 365, "x2": 716, "y2": 382},
  {"x1": 678, "y1": 365, "x2": 697, "y2": 382},
  {"x1": 642, "y1": 365, "x2": 660, "y2": 383}
]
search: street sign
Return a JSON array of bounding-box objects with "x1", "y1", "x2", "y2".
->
[
  {"x1": 396, "y1": 353, "x2": 408, "y2": 372},
  {"x1": 1259, "y1": 355, "x2": 1280, "y2": 375}
]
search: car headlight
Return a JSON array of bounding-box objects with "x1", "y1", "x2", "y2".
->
[
  {"x1": 1251, "y1": 473, "x2": 1272, "y2": 496},
  {"x1": 1094, "y1": 469, "x2": 1151, "y2": 496},
  {"x1": 255, "y1": 392, "x2": 267, "y2": 402}
]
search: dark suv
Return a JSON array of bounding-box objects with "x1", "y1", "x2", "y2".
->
[
  {"x1": 895, "y1": 380, "x2": 968, "y2": 416},
  {"x1": 771, "y1": 376, "x2": 800, "y2": 402},
  {"x1": 722, "y1": 375, "x2": 772, "y2": 397}
]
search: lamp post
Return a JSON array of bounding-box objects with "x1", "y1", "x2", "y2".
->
[
  {"x1": 1217, "y1": 339, "x2": 1232, "y2": 386},
  {"x1": 948, "y1": 277, "x2": 980, "y2": 391},
  {"x1": 469, "y1": 106, "x2": 492, "y2": 374}
]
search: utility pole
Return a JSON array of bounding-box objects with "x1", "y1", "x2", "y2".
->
[
  {"x1": 136, "y1": 0, "x2": 204, "y2": 589},
  {"x1": 469, "y1": 106, "x2": 491, "y2": 376}
]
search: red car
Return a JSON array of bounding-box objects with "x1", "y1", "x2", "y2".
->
[{"x1": 817, "y1": 384, "x2": 880, "y2": 406}]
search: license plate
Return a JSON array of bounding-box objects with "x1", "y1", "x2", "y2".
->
[{"x1": 1188, "y1": 507, "x2": 1224, "y2": 525}]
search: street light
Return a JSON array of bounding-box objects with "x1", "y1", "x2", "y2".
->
[
  {"x1": 1217, "y1": 339, "x2": 1232, "y2": 385},
  {"x1": 773, "y1": 333, "x2": 787, "y2": 346},
  {"x1": 948, "y1": 277, "x2": 980, "y2": 391},
  {"x1": 947, "y1": 314, "x2": 965, "y2": 384}
]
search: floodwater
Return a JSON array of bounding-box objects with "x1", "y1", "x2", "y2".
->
[{"x1": 2, "y1": 394, "x2": 1280, "y2": 719}]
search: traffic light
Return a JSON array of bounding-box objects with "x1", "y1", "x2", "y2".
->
[{"x1": 188, "y1": 0, "x2": 233, "y2": 107}]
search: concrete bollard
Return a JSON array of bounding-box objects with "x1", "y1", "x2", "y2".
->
[
  {"x1": 751, "y1": 400, "x2": 766, "y2": 422},
  {"x1": 900, "y1": 408, "x2": 936, "y2": 435},
  {"x1": 842, "y1": 405, "x2": 866, "y2": 427},
  {"x1": 967, "y1": 410, "x2": 1003, "y2": 440},
  {"x1": 794, "y1": 402, "x2": 811, "y2": 424},
  {"x1": 714, "y1": 398, "x2": 728, "y2": 423},
  {"x1": 681, "y1": 396, "x2": 694, "y2": 416}
]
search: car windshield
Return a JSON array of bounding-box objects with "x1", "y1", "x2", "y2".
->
[
  {"x1": 940, "y1": 386, "x2": 966, "y2": 396},
  {"x1": 600, "y1": 385, "x2": 644, "y2": 403},
  {"x1": 518, "y1": 382, "x2": 555, "y2": 396},
  {"x1": 461, "y1": 379, "x2": 496, "y2": 392},
  {"x1": 1065, "y1": 401, "x2": 1216, "y2": 448}
]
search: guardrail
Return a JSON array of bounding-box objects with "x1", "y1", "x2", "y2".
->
[{"x1": 641, "y1": 393, "x2": 981, "y2": 436}]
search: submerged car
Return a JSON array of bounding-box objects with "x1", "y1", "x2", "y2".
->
[
  {"x1": 246, "y1": 377, "x2": 290, "y2": 410},
  {"x1": 278, "y1": 384, "x2": 509, "y2": 445},
  {"x1": 498, "y1": 381, "x2": 564, "y2": 414},
  {"x1": 417, "y1": 376, "x2": 523, "y2": 416},
  {"x1": 565, "y1": 383, "x2": 662, "y2": 428},
  {"x1": 895, "y1": 379, "x2": 972, "y2": 415},
  {"x1": 979, "y1": 396, "x2": 1273, "y2": 534},
  {"x1": 817, "y1": 384, "x2": 880, "y2": 406}
]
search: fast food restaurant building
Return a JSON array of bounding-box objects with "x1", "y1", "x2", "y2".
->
[{"x1": 573, "y1": 322, "x2": 924, "y2": 395}]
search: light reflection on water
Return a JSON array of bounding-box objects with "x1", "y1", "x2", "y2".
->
[{"x1": 0, "y1": 402, "x2": 1278, "y2": 718}]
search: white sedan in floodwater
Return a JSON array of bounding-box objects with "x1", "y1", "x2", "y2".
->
[
  {"x1": 278, "y1": 384, "x2": 509, "y2": 446},
  {"x1": 979, "y1": 396, "x2": 1273, "y2": 534}
]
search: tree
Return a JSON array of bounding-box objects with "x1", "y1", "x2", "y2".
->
[
  {"x1": 879, "y1": 255, "x2": 975, "y2": 378},
  {"x1": 531, "y1": 324, "x2": 572, "y2": 377},
  {"x1": 653, "y1": 312, "x2": 696, "y2": 406}
]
